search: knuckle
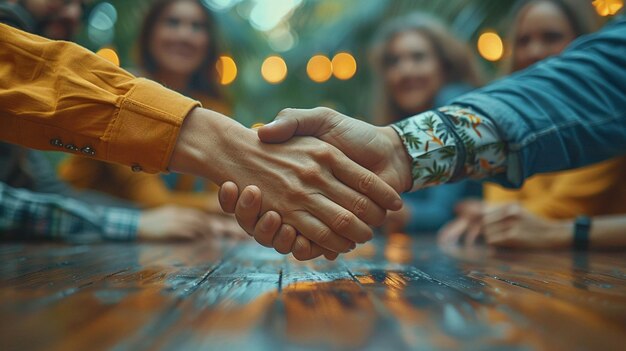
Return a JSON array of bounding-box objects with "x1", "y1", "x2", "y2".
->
[
  {"x1": 315, "y1": 227, "x2": 333, "y2": 245},
  {"x1": 358, "y1": 172, "x2": 375, "y2": 193},
  {"x1": 277, "y1": 108, "x2": 295, "y2": 117},
  {"x1": 332, "y1": 212, "x2": 354, "y2": 232},
  {"x1": 310, "y1": 143, "x2": 336, "y2": 164},
  {"x1": 297, "y1": 163, "x2": 323, "y2": 184},
  {"x1": 352, "y1": 196, "x2": 369, "y2": 217},
  {"x1": 313, "y1": 106, "x2": 336, "y2": 120}
]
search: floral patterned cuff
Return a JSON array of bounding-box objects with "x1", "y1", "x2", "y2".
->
[{"x1": 391, "y1": 105, "x2": 507, "y2": 191}]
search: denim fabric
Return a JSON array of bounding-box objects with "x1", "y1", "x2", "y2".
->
[{"x1": 454, "y1": 17, "x2": 626, "y2": 187}]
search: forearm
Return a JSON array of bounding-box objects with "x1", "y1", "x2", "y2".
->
[
  {"x1": 168, "y1": 107, "x2": 243, "y2": 184},
  {"x1": 541, "y1": 215, "x2": 626, "y2": 249},
  {"x1": 0, "y1": 23, "x2": 199, "y2": 173},
  {"x1": 589, "y1": 216, "x2": 626, "y2": 249},
  {"x1": 453, "y1": 18, "x2": 626, "y2": 186}
]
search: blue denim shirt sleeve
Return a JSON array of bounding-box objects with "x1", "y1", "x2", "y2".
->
[{"x1": 453, "y1": 17, "x2": 626, "y2": 187}]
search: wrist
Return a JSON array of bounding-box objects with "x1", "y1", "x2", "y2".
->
[
  {"x1": 169, "y1": 107, "x2": 245, "y2": 183},
  {"x1": 380, "y1": 126, "x2": 413, "y2": 192},
  {"x1": 548, "y1": 220, "x2": 574, "y2": 248}
]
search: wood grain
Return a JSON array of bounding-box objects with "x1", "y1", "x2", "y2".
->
[{"x1": 1, "y1": 234, "x2": 625, "y2": 351}]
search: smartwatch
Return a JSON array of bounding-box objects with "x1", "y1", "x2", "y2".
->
[{"x1": 573, "y1": 215, "x2": 591, "y2": 250}]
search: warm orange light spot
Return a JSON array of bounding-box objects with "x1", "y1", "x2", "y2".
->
[
  {"x1": 306, "y1": 54, "x2": 333, "y2": 83},
  {"x1": 251, "y1": 122, "x2": 265, "y2": 129},
  {"x1": 96, "y1": 48, "x2": 119, "y2": 66},
  {"x1": 331, "y1": 52, "x2": 357, "y2": 80},
  {"x1": 261, "y1": 56, "x2": 288, "y2": 84},
  {"x1": 477, "y1": 32, "x2": 504, "y2": 62},
  {"x1": 216, "y1": 56, "x2": 237, "y2": 85},
  {"x1": 593, "y1": 0, "x2": 623, "y2": 16}
]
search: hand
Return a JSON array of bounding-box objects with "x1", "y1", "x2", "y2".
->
[
  {"x1": 169, "y1": 108, "x2": 402, "y2": 255},
  {"x1": 205, "y1": 214, "x2": 250, "y2": 240},
  {"x1": 217, "y1": 107, "x2": 413, "y2": 259},
  {"x1": 482, "y1": 203, "x2": 572, "y2": 249},
  {"x1": 137, "y1": 205, "x2": 242, "y2": 241},
  {"x1": 219, "y1": 182, "x2": 339, "y2": 261},
  {"x1": 437, "y1": 200, "x2": 485, "y2": 246},
  {"x1": 258, "y1": 107, "x2": 413, "y2": 193}
]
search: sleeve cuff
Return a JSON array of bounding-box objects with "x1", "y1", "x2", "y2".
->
[
  {"x1": 452, "y1": 93, "x2": 529, "y2": 187},
  {"x1": 106, "y1": 78, "x2": 201, "y2": 173}
]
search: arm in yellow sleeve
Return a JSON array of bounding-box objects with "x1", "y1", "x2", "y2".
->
[
  {"x1": 0, "y1": 23, "x2": 200, "y2": 173},
  {"x1": 523, "y1": 156, "x2": 626, "y2": 219}
]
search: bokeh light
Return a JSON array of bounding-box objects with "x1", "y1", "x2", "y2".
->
[
  {"x1": 87, "y1": 2, "x2": 117, "y2": 46},
  {"x1": 477, "y1": 31, "x2": 504, "y2": 62},
  {"x1": 261, "y1": 56, "x2": 288, "y2": 84},
  {"x1": 96, "y1": 48, "x2": 120, "y2": 66},
  {"x1": 593, "y1": 0, "x2": 623, "y2": 16},
  {"x1": 331, "y1": 52, "x2": 357, "y2": 80},
  {"x1": 306, "y1": 55, "x2": 333, "y2": 83},
  {"x1": 216, "y1": 56, "x2": 238, "y2": 85},
  {"x1": 248, "y1": 0, "x2": 302, "y2": 32}
]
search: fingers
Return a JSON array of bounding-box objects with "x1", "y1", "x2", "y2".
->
[
  {"x1": 219, "y1": 181, "x2": 240, "y2": 214},
  {"x1": 317, "y1": 179, "x2": 388, "y2": 227},
  {"x1": 272, "y1": 224, "x2": 297, "y2": 254},
  {"x1": 305, "y1": 194, "x2": 374, "y2": 244},
  {"x1": 483, "y1": 203, "x2": 521, "y2": 225},
  {"x1": 253, "y1": 211, "x2": 282, "y2": 247},
  {"x1": 234, "y1": 186, "x2": 263, "y2": 234},
  {"x1": 464, "y1": 222, "x2": 484, "y2": 246},
  {"x1": 331, "y1": 155, "x2": 402, "y2": 212},
  {"x1": 437, "y1": 217, "x2": 470, "y2": 245},
  {"x1": 258, "y1": 107, "x2": 336, "y2": 143},
  {"x1": 286, "y1": 211, "x2": 355, "y2": 254},
  {"x1": 291, "y1": 235, "x2": 328, "y2": 261}
]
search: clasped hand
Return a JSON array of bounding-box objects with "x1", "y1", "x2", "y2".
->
[
  {"x1": 170, "y1": 107, "x2": 409, "y2": 260},
  {"x1": 216, "y1": 107, "x2": 414, "y2": 260}
]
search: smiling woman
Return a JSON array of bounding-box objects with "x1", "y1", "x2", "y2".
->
[
  {"x1": 59, "y1": 0, "x2": 233, "y2": 214},
  {"x1": 139, "y1": 0, "x2": 223, "y2": 99}
]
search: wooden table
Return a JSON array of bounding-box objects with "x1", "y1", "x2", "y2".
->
[{"x1": 1, "y1": 234, "x2": 625, "y2": 351}]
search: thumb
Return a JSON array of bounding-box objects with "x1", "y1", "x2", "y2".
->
[{"x1": 258, "y1": 107, "x2": 336, "y2": 143}]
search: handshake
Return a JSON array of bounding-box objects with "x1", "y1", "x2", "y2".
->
[{"x1": 170, "y1": 106, "x2": 414, "y2": 261}]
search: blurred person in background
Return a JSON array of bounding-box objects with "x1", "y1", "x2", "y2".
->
[
  {"x1": 57, "y1": 0, "x2": 247, "y2": 239},
  {"x1": 369, "y1": 13, "x2": 482, "y2": 234},
  {"x1": 438, "y1": 0, "x2": 626, "y2": 249},
  {"x1": 0, "y1": 0, "x2": 246, "y2": 242}
]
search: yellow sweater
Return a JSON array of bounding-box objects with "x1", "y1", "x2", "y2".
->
[{"x1": 485, "y1": 156, "x2": 626, "y2": 219}]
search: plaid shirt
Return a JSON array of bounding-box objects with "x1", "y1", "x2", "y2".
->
[{"x1": 0, "y1": 182, "x2": 139, "y2": 242}]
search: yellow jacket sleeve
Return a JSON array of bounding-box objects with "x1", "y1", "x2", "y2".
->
[
  {"x1": 0, "y1": 23, "x2": 200, "y2": 173},
  {"x1": 485, "y1": 156, "x2": 626, "y2": 219},
  {"x1": 522, "y1": 156, "x2": 626, "y2": 219}
]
